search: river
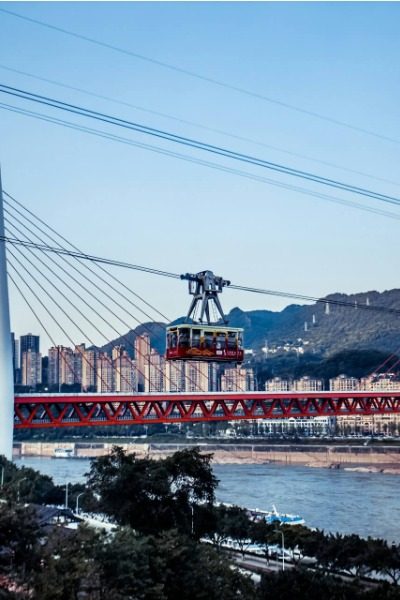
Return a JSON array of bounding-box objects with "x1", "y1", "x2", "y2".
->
[{"x1": 14, "y1": 456, "x2": 400, "y2": 542}]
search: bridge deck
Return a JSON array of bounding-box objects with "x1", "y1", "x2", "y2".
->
[{"x1": 14, "y1": 391, "x2": 400, "y2": 428}]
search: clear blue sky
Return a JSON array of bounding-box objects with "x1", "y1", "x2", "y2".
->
[{"x1": 1, "y1": 2, "x2": 399, "y2": 349}]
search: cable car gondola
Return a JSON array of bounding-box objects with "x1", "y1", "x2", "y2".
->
[{"x1": 166, "y1": 270, "x2": 244, "y2": 363}]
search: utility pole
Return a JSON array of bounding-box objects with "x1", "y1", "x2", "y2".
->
[{"x1": 0, "y1": 168, "x2": 14, "y2": 460}]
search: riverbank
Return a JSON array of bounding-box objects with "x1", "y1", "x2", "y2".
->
[{"x1": 13, "y1": 441, "x2": 400, "y2": 474}]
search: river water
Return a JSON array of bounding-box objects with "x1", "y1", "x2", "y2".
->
[{"x1": 14, "y1": 457, "x2": 400, "y2": 542}]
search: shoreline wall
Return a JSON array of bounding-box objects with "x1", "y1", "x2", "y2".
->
[{"x1": 13, "y1": 442, "x2": 400, "y2": 471}]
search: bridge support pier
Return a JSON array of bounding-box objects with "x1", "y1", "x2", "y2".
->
[{"x1": 0, "y1": 168, "x2": 14, "y2": 459}]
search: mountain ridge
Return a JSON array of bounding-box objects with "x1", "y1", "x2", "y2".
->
[{"x1": 100, "y1": 288, "x2": 400, "y2": 357}]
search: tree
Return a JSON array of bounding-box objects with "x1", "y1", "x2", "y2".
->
[
  {"x1": 217, "y1": 505, "x2": 253, "y2": 557},
  {"x1": 86, "y1": 446, "x2": 218, "y2": 536},
  {"x1": 33, "y1": 524, "x2": 102, "y2": 600},
  {"x1": 0, "y1": 456, "x2": 64, "y2": 506},
  {"x1": 258, "y1": 569, "x2": 364, "y2": 600},
  {"x1": 0, "y1": 504, "x2": 41, "y2": 577}
]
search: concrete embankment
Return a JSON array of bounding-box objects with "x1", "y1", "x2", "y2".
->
[{"x1": 12, "y1": 441, "x2": 400, "y2": 474}]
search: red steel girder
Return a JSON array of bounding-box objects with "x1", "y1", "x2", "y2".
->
[{"x1": 13, "y1": 391, "x2": 400, "y2": 429}]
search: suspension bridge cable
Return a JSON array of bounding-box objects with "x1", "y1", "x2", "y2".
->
[
  {"x1": 1, "y1": 233, "x2": 180, "y2": 278},
  {"x1": 4, "y1": 199, "x2": 221, "y2": 392},
  {"x1": 2, "y1": 64, "x2": 398, "y2": 188},
  {"x1": 7, "y1": 240, "x2": 160, "y2": 392},
  {"x1": 3, "y1": 232, "x2": 400, "y2": 318},
  {"x1": 7, "y1": 262, "x2": 112, "y2": 391},
  {"x1": 5, "y1": 216, "x2": 176, "y2": 391},
  {"x1": 5, "y1": 204, "x2": 209, "y2": 393},
  {"x1": 7, "y1": 270, "x2": 78, "y2": 382},
  {"x1": 6, "y1": 216, "x2": 140, "y2": 337},
  {"x1": 3, "y1": 104, "x2": 400, "y2": 222},
  {"x1": 7, "y1": 246, "x2": 139, "y2": 391},
  {"x1": 5, "y1": 211, "x2": 217, "y2": 392},
  {"x1": 4, "y1": 203, "x2": 167, "y2": 329},
  {"x1": 4, "y1": 192, "x2": 171, "y2": 322},
  {"x1": 1, "y1": 7, "x2": 398, "y2": 145},
  {"x1": 1, "y1": 85, "x2": 400, "y2": 207},
  {"x1": 369, "y1": 351, "x2": 400, "y2": 378}
]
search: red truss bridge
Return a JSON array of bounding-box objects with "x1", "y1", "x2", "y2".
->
[{"x1": 14, "y1": 390, "x2": 400, "y2": 429}]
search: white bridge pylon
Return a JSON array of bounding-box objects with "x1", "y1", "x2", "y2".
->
[{"x1": 0, "y1": 168, "x2": 15, "y2": 459}]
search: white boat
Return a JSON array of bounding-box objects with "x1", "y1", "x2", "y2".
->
[
  {"x1": 53, "y1": 448, "x2": 74, "y2": 458},
  {"x1": 247, "y1": 504, "x2": 305, "y2": 526}
]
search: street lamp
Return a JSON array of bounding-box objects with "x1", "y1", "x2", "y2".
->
[
  {"x1": 274, "y1": 529, "x2": 285, "y2": 571},
  {"x1": 16, "y1": 477, "x2": 27, "y2": 503},
  {"x1": 75, "y1": 492, "x2": 85, "y2": 515},
  {"x1": 0, "y1": 465, "x2": 4, "y2": 489}
]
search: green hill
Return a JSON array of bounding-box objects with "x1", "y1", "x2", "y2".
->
[{"x1": 101, "y1": 289, "x2": 400, "y2": 358}]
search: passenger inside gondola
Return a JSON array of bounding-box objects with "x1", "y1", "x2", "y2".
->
[
  {"x1": 204, "y1": 331, "x2": 214, "y2": 349},
  {"x1": 178, "y1": 329, "x2": 190, "y2": 347},
  {"x1": 192, "y1": 329, "x2": 201, "y2": 348},
  {"x1": 227, "y1": 332, "x2": 237, "y2": 349},
  {"x1": 216, "y1": 332, "x2": 226, "y2": 350}
]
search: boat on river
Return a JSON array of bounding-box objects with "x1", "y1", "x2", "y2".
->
[
  {"x1": 247, "y1": 504, "x2": 305, "y2": 526},
  {"x1": 53, "y1": 448, "x2": 74, "y2": 458}
]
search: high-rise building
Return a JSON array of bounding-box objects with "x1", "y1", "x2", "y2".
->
[
  {"x1": 21, "y1": 349, "x2": 42, "y2": 387},
  {"x1": 144, "y1": 349, "x2": 165, "y2": 392},
  {"x1": 113, "y1": 346, "x2": 137, "y2": 392},
  {"x1": 48, "y1": 346, "x2": 75, "y2": 388},
  {"x1": 185, "y1": 360, "x2": 209, "y2": 392},
  {"x1": 134, "y1": 334, "x2": 151, "y2": 391},
  {"x1": 208, "y1": 362, "x2": 219, "y2": 392},
  {"x1": 221, "y1": 366, "x2": 255, "y2": 392},
  {"x1": 293, "y1": 376, "x2": 324, "y2": 392},
  {"x1": 360, "y1": 374, "x2": 400, "y2": 391},
  {"x1": 82, "y1": 348, "x2": 97, "y2": 391},
  {"x1": 11, "y1": 332, "x2": 20, "y2": 384},
  {"x1": 329, "y1": 374, "x2": 359, "y2": 391},
  {"x1": 265, "y1": 377, "x2": 291, "y2": 392},
  {"x1": 73, "y1": 344, "x2": 85, "y2": 386},
  {"x1": 96, "y1": 352, "x2": 113, "y2": 392},
  {"x1": 165, "y1": 360, "x2": 186, "y2": 392},
  {"x1": 20, "y1": 334, "x2": 39, "y2": 366}
]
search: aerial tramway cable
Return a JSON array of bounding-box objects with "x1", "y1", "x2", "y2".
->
[
  {"x1": 2, "y1": 231, "x2": 400, "y2": 318},
  {"x1": 5, "y1": 200, "x2": 216, "y2": 391}
]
